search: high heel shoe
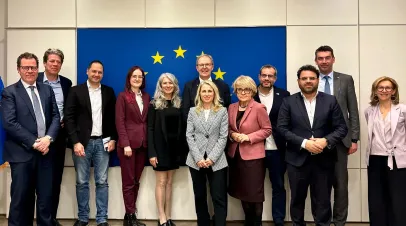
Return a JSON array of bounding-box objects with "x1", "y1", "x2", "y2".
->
[
  {"x1": 167, "y1": 219, "x2": 176, "y2": 226},
  {"x1": 157, "y1": 220, "x2": 168, "y2": 226}
]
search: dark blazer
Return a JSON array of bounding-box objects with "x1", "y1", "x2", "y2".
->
[
  {"x1": 253, "y1": 86, "x2": 290, "y2": 151},
  {"x1": 64, "y1": 82, "x2": 117, "y2": 148},
  {"x1": 115, "y1": 91, "x2": 150, "y2": 149},
  {"x1": 1, "y1": 80, "x2": 60, "y2": 162},
  {"x1": 277, "y1": 92, "x2": 348, "y2": 168},
  {"x1": 182, "y1": 77, "x2": 231, "y2": 121},
  {"x1": 37, "y1": 72, "x2": 72, "y2": 106}
]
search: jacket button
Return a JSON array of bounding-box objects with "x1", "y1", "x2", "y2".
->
[
  {"x1": 394, "y1": 146, "x2": 396, "y2": 149},
  {"x1": 205, "y1": 135, "x2": 209, "y2": 138}
]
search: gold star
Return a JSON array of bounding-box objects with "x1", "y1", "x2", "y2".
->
[
  {"x1": 213, "y1": 67, "x2": 226, "y2": 80},
  {"x1": 173, "y1": 45, "x2": 187, "y2": 58},
  {"x1": 151, "y1": 51, "x2": 164, "y2": 64},
  {"x1": 196, "y1": 51, "x2": 205, "y2": 57},
  {"x1": 144, "y1": 72, "x2": 148, "y2": 75}
]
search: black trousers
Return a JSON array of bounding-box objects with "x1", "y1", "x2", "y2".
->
[
  {"x1": 189, "y1": 167, "x2": 228, "y2": 226},
  {"x1": 332, "y1": 142, "x2": 348, "y2": 226},
  {"x1": 287, "y1": 157, "x2": 334, "y2": 226},
  {"x1": 9, "y1": 153, "x2": 53, "y2": 226},
  {"x1": 368, "y1": 155, "x2": 406, "y2": 226},
  {"x1": 50, "y1": 130, "x2": 67, "y2": 219}
]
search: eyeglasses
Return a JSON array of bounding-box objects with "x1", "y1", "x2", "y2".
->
[
  {"x1": 236, "y1": 88, "x2": 252, "y2": 94},
  {"x1": 20, "y1": 66, "x2": 38, "y2": 71},
  {"x1": 197, "y1": 63, "x2": 213, "y2": 68},
  {"x1": 260, "y1": 74, "x2": 276, "y2": 79},
  {"x1": 132, "y1": 75, "x2": 144, "y2": 80},
  {"x1": 377, "y1": 86, "x2": 393, "y2": 92}
]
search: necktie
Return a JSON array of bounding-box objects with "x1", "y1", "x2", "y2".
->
[
  {"x1": 324, "y1": 76, "x2": 331, "y2": 95},
  {"x1": 29, "y1": 86, "x2": 46, "y2": 137}
]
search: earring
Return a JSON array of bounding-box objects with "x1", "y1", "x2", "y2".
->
[{"x1": 391, "y1": 95, "x2": 396, "y2": 100}]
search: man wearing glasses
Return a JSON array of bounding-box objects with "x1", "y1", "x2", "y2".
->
[
  {"x1": 182, "y1": 54, "x2": 231, "y2": 121},
  {"x1": 253, "y1": 65, "x2": 290, "y2": 226},
  {"x1": 1, "y1": 52, "x2": 60, "y2": 226},
  {"x1": 315, "y1": 45, "x2": 360, "y2": 226},
  {"x1": 36, "y1": 48, "x2": 72, "y2": 226}
]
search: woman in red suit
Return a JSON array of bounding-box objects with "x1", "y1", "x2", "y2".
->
[
  {"x1": 116, "y1": 66, "x2": 150, "y2": 226},
  {"x1": 228, "y1": 75, "x2": 272, "y2": 226}
]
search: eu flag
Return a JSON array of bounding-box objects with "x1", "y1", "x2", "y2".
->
[
  {"x1": 77, "y1": 27, "x2": 287, "y2": 166},
  {"x1": 0, "y1": 76, "x2": 6, "y2": 166}
]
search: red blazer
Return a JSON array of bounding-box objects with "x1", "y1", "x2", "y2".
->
[
  {"x1": 115, "y1": 91, "x2": 150, "y2": 149},
  {"x1": 228, "y1": 99, "x2": 272, "y2": 160}
]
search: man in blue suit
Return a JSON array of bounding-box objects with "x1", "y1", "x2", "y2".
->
[
  {"x1": 0, "y1": 52, "x2": 60, "y2": 226},
  {"x1": 37, "y1": 48, "x2": 72, "y2": 226}
]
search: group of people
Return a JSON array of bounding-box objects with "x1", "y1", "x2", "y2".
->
[{"x1": 0, "y1": 45, "x2": 404, "y2": 226}]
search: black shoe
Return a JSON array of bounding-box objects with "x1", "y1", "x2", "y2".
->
[
  {"x1": 124, "y1": 213, "x2": 146, "y2": 226},
  {"x1": 97, "y1": 223, "x2": 109, "y2": 226},
  {"x1": 157, "y1": 220, "x2": 168, "y2": 226},
  {"x1": 54, "y1": 218, "x2": 63, "y2": 226},
  {"x1": 167, "y1": 219, "x2": 176, "y2": 226},
  {"x1": 73, "y1": 220, "x2": 88, "y2": 226}
]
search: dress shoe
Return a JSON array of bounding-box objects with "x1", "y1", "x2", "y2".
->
[
  {"x1": 97, "y1": 223, "x2": 109, "y2": 226},
  {"x1": 167, "y1": 219, "x2": 176, "y2": 226},
  {"x1": 157, "y1": 220, "x2": 168, "y2": 226},
  {"x1": 73, "y1": 220, "x2": 88, "y2": 226},
  {"x1": 53, "y1": 218, "x2": 63, "y2": 226},
  {"x1": 124, "y1": 213, "x2": 146, "y2": 226}
]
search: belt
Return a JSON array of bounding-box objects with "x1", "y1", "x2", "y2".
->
[{"x1": 90, "y1": 136, "x2": 102, "y2": 140}]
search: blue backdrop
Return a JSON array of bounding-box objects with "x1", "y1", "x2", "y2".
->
[{"x1": 77, "y1": 27, "x2": 287, "y2": 166}]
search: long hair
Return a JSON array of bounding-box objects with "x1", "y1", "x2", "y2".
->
[
  {"x1": 151, "y1": 73, "x2": 181, "y2": 109},
  {"x1": 369, "y1": 76, "x2": 400, "y2": 106},
  {"x1": 194, "y1": 80, "x2": 223, "y2": 113},
  {"x1": 124, "y1": 66, "x2": 146, "y2": 92}
]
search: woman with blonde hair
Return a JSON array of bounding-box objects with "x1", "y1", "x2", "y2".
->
[
  {"x1": 186, "y1": 80, "x2": 229, "y2": 226},
  {"x1": 365, "y1": 76, "x2": 406, "y2": 226},
  {"x1": 227, "y1": 75, "x2": 272, "y2": 225},
  {"x1": 148, "y1": 73, "x2": 183, "y2": 226}
]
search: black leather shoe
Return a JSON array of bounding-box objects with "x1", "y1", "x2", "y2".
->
[
  {"x1": 124, "y1": 213, "x2": 146, "y2": 226},
  {"x1": 54, "y1": 218, "x2": 63, "y2": 226},
  {"x1": 157, "y1": 220, "x2": 168, "y2": 226},
  {"x1": 97, "y1": 223, "x2": 109, "y2": 226},
  {"x1": 73, "y1": 220, "x2": 88, "y2": 226},
  {"x1": 167, "y1": 219, "x2": 176, "y2": 226}
]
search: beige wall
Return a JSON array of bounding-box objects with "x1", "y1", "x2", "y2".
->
[{"x1": 1, "y1": 0, "x2": 406, "y2": 222}]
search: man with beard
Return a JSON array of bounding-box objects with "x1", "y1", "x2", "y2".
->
[
  {"x1": 36, "y1": 48, "x2": 72, "y2": 226},
  {"x1": 253, "y1": 65, "x2": 290, "y2": 226},
  {"x1": 314, "y1": 46, "x2": 360, "y2": 226},
  {"x1": 277, "y1": 65, "x2": 347, "y2": 226}
]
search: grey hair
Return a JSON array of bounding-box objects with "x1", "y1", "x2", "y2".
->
[
  {"x1": 152, "y1": 73, "x2": 181, "y2": 109},
  {"x1": 43, "y1": 48, "x2": 64, "y2": 63},
  {"x1": 196, "y1": 54, "x2": 214, "y2": 66}
]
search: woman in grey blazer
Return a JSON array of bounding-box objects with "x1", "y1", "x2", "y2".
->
[{"x1": 186, "y1": 80, "x2": 229, "y2": 226}]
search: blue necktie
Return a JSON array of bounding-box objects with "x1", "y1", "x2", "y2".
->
[
  {"x1": 324, "y1": 76, "x2": 331, "y2": 95},
  {"x1": 29, "y1": 86, "x2": 46, "y2": 137}
]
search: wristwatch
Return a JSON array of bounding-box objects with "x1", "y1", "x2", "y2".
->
[{"x1": 45, "y1": 135, "x2": 54, "y2": 143}]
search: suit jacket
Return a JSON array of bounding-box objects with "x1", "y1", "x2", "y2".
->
[
  {"x1": 182, "y1": 77, "x2": 231, "y2": 121},
  {"x1": 228, "y1": 99, "x2": 272, "y2": 160},
  {"x1": 1, "y1": 80, "x2": 60, "y2": 162},
  {"x1": 330, "y1": 72, "x2": 360, "y2": 148},
  {"x1": 64, "y1": 82, "x2": 117, "y2": 148},
  {"x1": 186, "y1": 107, "x2": 229, "y2": 171},
  {"x1": 115, "y1": 91, "x2": 150, "y2": 149},
  {"x1": 277, "y1": 92, "x2": 348, "y2": 168},
  {"x1": 253, "y1": 86, "x2": 290, "y2": 151},
  {"x1": 364, "y1": 104, "x2": 406, "y2": 168}
]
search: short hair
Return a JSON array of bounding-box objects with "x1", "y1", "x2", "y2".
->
[
  {"x1": 315, "y1": 45, "x2": 335, "y2": 60},
  {"x1": 232, "y1": 75, "x2": 258, "y2": 96},
  {"x1": 17, "y1": 52, "x2": 39, "y2": 68},
  {"x1": 259, "y1": 64, "x2": 278, "y2": 77},
  {"x1": 297, "y1": 65, "x2": 320, "y2": 79},
  {"x1": 151, "y1": 73, "x2": 181, "y2": 110},
  {"x1": 369, "y1": 76, "x2": 400, "y2": 106},
  {"x1": 194, "y1": 80, "x2": 223, "y2": 113},
  {"x1": 124, "y1": 66, "x2": 146, "y2": 91},
  {"x1": 87, "y1": 60, "x2": 104, "y2": 69},
  {"x1": 196, "y1": 54, "x2": 214, "y2": 66},
  {"x1": 43, "y1": 48, "x2": 64, "y2": 63}
]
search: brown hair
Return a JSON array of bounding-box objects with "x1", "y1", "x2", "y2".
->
[{"x1": 369, "y1": 76, "x2": 399, "y2": 106}]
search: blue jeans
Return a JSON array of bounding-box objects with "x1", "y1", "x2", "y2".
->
[
  {"x1": 265, "y1": 149, "x2": 286, "y2": 225},
  {"x1": 73, "y1": 138, "x2": 109, "y2": 224}
]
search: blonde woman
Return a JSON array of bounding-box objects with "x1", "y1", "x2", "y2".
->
[
  {"x1": 147, "y1": 73, "x2": 183, "y2": 226},
  {"x1": 186, "y1": 81, "x2": 229, "y2": 226},
  {"x1": 365, "y1": 76, "x2": 406, "y2": 226}
]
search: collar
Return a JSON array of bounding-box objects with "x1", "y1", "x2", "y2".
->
[
  {"x1": 43, "y1": 72, "x2": 60, "y2": 83},
  {"x1": 21, "y1": 79, "x2": 37, "y2": 89},
  {"x1": 300, "y1": 91, "x2": 319, "y2": 101},
  {"x1": 199, "y1": 76, "x2": 212, "y2": 84},
  {"x1": 320, "y1": 71, "x2": 334, "y2": 80},
  {"x1": 258, "y1": 86, "x2": 273, "y2": 97},
  {"x1": 87, "y1": 80, "x2": 101, "y2": 90}
]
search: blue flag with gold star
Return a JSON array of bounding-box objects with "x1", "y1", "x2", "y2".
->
[
  {"x1": 77, "y1": 27, "x2": 286, "y2": 166},
  {"x1": 0, "y1": 76, "x2": 6, "y2": 166}
]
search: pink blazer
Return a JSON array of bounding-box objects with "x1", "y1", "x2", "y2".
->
[
  {"x1": 365, "y1": 103, "x2": 406, "y2": 168},
  {"x1": 228, "y1": 99, "x2": 272, "y2": 160}
]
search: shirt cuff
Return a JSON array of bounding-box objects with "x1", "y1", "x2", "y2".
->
[{"x1": 301, "y1": 139, "x2": 308, "y2": 149}]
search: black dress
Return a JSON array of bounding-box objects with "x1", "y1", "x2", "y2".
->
[
  {"x1": 147, "y1": 100, "x2": 182, "y2": 171},
  {"x1": 228, "y1": 110, "x2": 266, "y2": 202}
]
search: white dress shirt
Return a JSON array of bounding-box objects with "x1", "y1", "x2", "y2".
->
[
  {"x1": 258, "y1": 89, "x2": 278, "y2": 150},
  {"x1": 87, "y1": 80, "x2": 103, "y2": 136},
  {"x1": 300, "y1": 92, "x2": 318, "y2": 149},
  {"x1": 135, "y1": 91, "x2": 143, "y2": 114},
  {"x1": 21, "y1": 79, "x2": 46, "y2": 123}
]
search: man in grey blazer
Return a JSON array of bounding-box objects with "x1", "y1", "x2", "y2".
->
[{"x1": 315, "y1": 45, "x2": 360, "y2": 226}]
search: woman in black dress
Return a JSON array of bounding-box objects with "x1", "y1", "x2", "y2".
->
[{"x1": 148, "y1": 73, "x2": 182, "y2": 226}]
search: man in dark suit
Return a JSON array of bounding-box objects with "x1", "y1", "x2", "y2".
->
[
  {"x1": 277, "y1": 65, "x2": 348, "y2": 226},
  {"x1": 314, "y1": 45, "x2": 360, "y2": 226},
  {"x1": 182, "y1": 54, "x2": 231, "y2": 121},
  {"x1": 36, "y1": 48, "x2": 72, "y2": 226},
  {"x1": 64, "y1": 60, "x2": 117, "y2": 226},
  {"x1": 0, "y1": 52, "x2": 60, "y2": 226},
  {"x1": 253, "y1": 64, "x2": 290, "y2": 226}
]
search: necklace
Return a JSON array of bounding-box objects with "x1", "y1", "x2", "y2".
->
[{"x1": 239, "y1": 104, "x2": 248, "y2": 108}]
